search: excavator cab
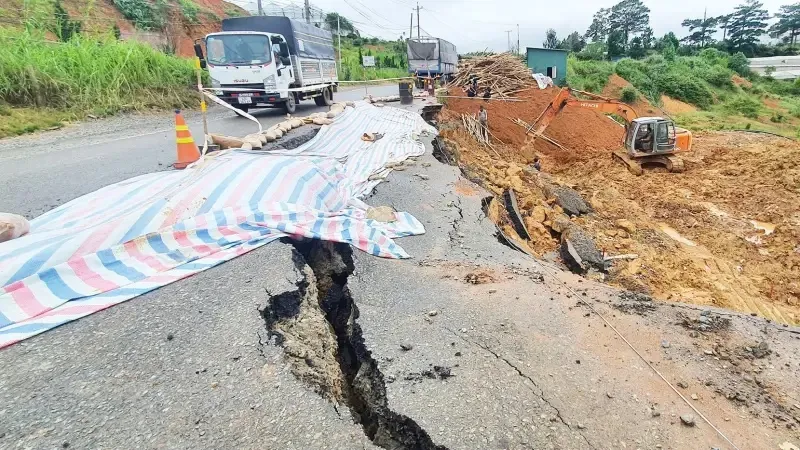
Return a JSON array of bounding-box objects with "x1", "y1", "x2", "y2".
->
[
  {"x1": 615, "y1": 117, "x2": 691, "y2": 175},
  {"x1": 624, "y1": 118, "x2": 676, "y2": 156}
]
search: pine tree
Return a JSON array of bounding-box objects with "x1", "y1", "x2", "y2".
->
[
  {"x1": 609, "y1": 0, "x2": 651, "y2": 50},
  {"x1": 717, "y1": 14, "x2": 733, "y2": 41},
  {"x1": 543, "y1": 29, "x2": 559, "y2": 49},
  {"x1": 728, "y1": 0, "x2": 770, "y2": 55},
  {"x1": 769, "y1": 3, "x2": 800, "y2": 48},
  {"x1": 681, "y1": 14, "x2": 719, "y2": 47},
  {"x1": 585, "y1": 8, "x2": 611, "y2": 42}
]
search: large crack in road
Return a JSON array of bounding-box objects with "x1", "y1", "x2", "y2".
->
[{"x1": 261, "y1": 238, "x2": 448, "y2": 450}]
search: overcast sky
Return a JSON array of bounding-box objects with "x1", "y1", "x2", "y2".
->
[{"x1": 234, "y1": 0, "x2": 789, "y2": 52}]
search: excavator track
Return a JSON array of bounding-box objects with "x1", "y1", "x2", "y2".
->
[{"x1": 612, "y1": 150, "x2": 685, "y2": 175}]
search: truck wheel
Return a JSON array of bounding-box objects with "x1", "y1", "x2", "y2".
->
[
  {"x1": 314, "y1": 87, "x2": 333, "y2": 106},
  {"x1": 283, "y1": 93, "x2": 297, "y2": 114}
]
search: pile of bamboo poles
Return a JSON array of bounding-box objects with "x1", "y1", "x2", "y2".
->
[
  {"x1": 462, "y1": 114, "x2": 488, "y2": 145},
  {"x1": 449, "y1": 53, "x2": 534, "y2": 98}
]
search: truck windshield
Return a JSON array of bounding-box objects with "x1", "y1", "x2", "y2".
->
[{"x1": 206, "y1": 34, "x2": 273, "y2": 65}]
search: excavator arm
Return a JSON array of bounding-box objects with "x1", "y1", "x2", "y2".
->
[{"x1": 525, "y1": 88, "x2": 638, "y2": 137}]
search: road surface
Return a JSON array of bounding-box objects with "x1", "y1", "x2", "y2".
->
[{"x1": 1, "y1": 95, "x2": 798, "y2": 449}]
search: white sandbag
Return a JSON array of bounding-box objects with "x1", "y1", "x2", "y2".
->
[
  {"x1": 241, "y1": 142, "x2": 253, "y2": 150},
  {"x1": 244, "y1": 137, "x2": 262, "y2": 149},
  {"x1": 278, "y1": 121, "x2": 293, "y2": 132},
  {"x1": 263, "y1": 131, "x2": 277, "y2": 142},
  {"x1": 0, "y1": 213, "x2": 30, "y2": 243},
  {"x1": 290, "y1": 119, "x2": 303, "y2": 129},
  {"x1": 345, "y1": 101, "x2": 355, "y2": 108},
  {"x1": 271, "y1": 126, "x2": 284, "y2": 138},
  {"x1": 312, "y1": 117, "x2": 334, "y2": 125}
]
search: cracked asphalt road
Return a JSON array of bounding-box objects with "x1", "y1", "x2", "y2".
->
[{"x1": 1, "y1": 97, "x2": 799, "y2": 449}]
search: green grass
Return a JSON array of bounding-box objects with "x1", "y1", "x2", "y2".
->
[
  {"x1": 0, "y1": 30, "x2": 200, "y2": 137},
  {"x1": 566, "y1": 57, "x2": 614, "y2": 93},
  {"x1": 0, "y1": 104, "x2": 76, "y2": 137},
  {"x1": 336, "y1": 38, "x2": 408, "y2": 81},
  {"x1": 178, "y1": 0, "x2": 200, "y2": 23}
]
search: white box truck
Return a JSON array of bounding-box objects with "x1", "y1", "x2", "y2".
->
[{"x1": 197, "y1": 16, "x2": 338, "y2": 115}]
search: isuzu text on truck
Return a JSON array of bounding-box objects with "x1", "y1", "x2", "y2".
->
[{"x1": 195, "y1": 16, "x2": 338, "y2": 115}]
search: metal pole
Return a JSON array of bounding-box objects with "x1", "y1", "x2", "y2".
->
[
  {"x1": 517, "y1": 24, "x2": 520, "y2": 54},
  {"x1": 257, "y1": 0, "x2": 263, "y2": 16},
  {"x1": 416, "y1": 2, "x2": 420, "y2": 39},
  {"x1": 304, "y1": 0, "x2": 311, "y2": 23},
  {"x1": 194, "y1": 57, "x2": 208, "y2": 151},
  {"x1": 505, "y1": 30, "x2": 512, "y2": 52},
  {"x1": 337, "y1": 15, "x2": 342, "y2": 70},
  {"x1": 409, "y1": 12, "x2": 413, "y2": 41}
]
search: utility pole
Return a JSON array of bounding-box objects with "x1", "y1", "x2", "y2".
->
[
  {"x1": 409, "y1": 12, "x2": 413, "y2": 41},
  {"x1": 257, "y1": 0, "x2": 263, "y2": 16},
  {"x1": 517, "y1": 24, "x2": 520, "y2": 54},
  {"x1": 416, "y1": 2, "x2": 421, "y2": 39},
  {"x1": 337, "y1": 14, "x2": 342, "y2": 69},
  {"x1": 505, "y1": 30, "x2": 512, "y2": 52},
  {"x1": 304, "y1": 0, "x2": 311, "y2": 24}
]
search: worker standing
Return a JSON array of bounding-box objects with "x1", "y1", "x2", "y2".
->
[{"x1": 478, "y1": 105, "x2": 488, "y2": 142}]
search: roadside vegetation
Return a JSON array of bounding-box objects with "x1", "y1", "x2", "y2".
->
[
  {"x1": 0, "y1": 30, "x2": 199, "y2": 137},
  {"x1": 324, "y1": 13, "x2": 408, "y2": 81}
]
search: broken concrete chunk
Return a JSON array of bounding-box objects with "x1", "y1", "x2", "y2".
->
[
  {"x1": 680, "y1": 414, "x2": 696, "y2": 427},
  {"x1": 542, "y1": 183, "x2": 592, "y2": 217},
  {"x1": 560, "y1": 226, "x2": 605, "y2": 274}
]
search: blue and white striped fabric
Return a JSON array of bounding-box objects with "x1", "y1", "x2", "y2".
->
[{"x1": 0, "y1": 102, "x2": 436, "y2": 348}]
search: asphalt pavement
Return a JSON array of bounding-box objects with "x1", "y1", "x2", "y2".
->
[{"x1": 0, "y1": 84, "x2": 398, "y2": 219}]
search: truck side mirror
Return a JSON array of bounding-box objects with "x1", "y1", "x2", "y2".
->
[
  {"x1": 193, "y1": 43, "x2": 206, "y2": 69},
  {"x1": 279, "y1": 42, "x2": 290, "y2": 58}
]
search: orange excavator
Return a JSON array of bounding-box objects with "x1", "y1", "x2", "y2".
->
[{"x1": 525, "y1": 88, "x2": 693, "y2": 175}]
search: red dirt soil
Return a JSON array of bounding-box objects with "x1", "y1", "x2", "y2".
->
[{"x1": 445, "y1": 86, "x2": 625, "y2": 161}]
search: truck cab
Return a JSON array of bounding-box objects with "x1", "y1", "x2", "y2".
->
[
  {"x1": 199, "y1": 16, "x2": 338, "y2": 115},
  {"x1": 204, "y1": 31, "x2": 297, "y2": 113}
]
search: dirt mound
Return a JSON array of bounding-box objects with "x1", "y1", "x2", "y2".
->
[
  {"x1": 733, "y1": 74, "x2": 753, "y2": 88},
  {"x1": 660, "y1": 96, "x2": 697, "y2": 115},
  {"x1": 601, "y1": 74, "x2": 662, "y2": 117},
  {"x1": 444, "y1": 86, "x2": 625, "y2": 162}
]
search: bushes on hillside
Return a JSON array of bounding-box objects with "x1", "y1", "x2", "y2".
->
[
  {"x1": 620, "y1": 86, "x2": 638, "y2": 103},
  {"x1": 724, "y1": 96, "x2": 763, "y2": 119},
  {"x1": 613, "y1": 56, "x2": 718, "y2": 108},
  {"x1": 567, "y1": 57, "x2": 613, "y2": 93}
]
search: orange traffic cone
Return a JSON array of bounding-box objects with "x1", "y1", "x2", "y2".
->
[{"x1": 173, "y1": 109, "x2": 200, "y2": 169}]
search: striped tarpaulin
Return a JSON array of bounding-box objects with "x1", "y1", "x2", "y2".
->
[{"x1": 0, "y1": 102, "x2": 436, "y2": 348}]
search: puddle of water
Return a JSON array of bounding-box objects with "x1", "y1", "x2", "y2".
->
[
  {"x1": 659, "y1": 223, "x2": 697, "y2": 247},
  {"x1": 750, "y1": 220, "x2": 776, "y2": 235}
]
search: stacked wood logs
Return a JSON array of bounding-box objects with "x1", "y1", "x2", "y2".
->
[{"x1": 449, "y1": 53, "x2": 533, "y2": 98}]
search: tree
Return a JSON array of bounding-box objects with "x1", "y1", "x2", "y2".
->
[
  {"x1": 681, "y1": 15, "x2": 719, "y2": 47},
  {"x1": 609, "y1": 0, "x2": 651, "y2": 50},
  {"x1": 324, "y1": 12, "x2": 356, "y2": 36},
  {"x1": 558, "y1": 31, "x2": 586, "y2": 52},
  {"x1": 543, "y1": 28, "x2": 559, "y2": 49},
  {"x1": 655, "y1": 32, "x2": 680, "y2": 51},
  {"x1": 728, "y1": 0, "x2": 770, "y2": 55},
  {"x1": 585, "y1": 8, "x2": 612, "y2": 42},
  {"x1": 628, "y1": 36, "x2": 646, "y2": 58},
  {"x1": 607, "y1": 29, "x2": 626, "y2": 58},
  {"x1": 717, "y1": 14, "x2": 733, "y2": 41},
  {"x1": 642, "y1": 26, "x2": 654, "y2": 49},
  {"x1": 770, "y1": 3, "x2": 800, "y2": 48}
]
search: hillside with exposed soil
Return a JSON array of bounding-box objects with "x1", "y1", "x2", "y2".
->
[
  {"x1": 440, "y1": 78, "x2": 800, "y2": 325},
  {"x1": 0, "y1": 0, "x2": 246, "y2": 56}
]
